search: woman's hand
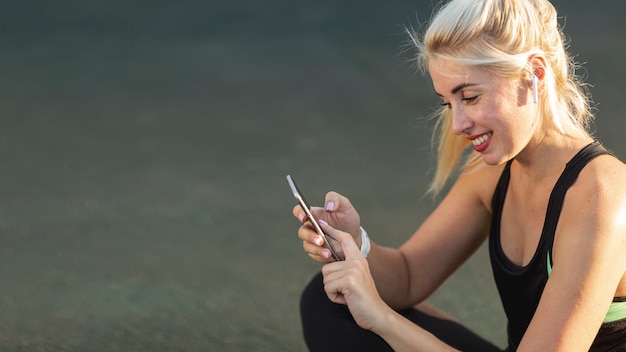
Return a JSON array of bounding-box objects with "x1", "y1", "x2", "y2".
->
[
  {"x1": 319, "y1": 221, "x2": 390, "y2": 331},
  {"x1": 292, "y1": 191, "x2": 361, "y2": 262}
]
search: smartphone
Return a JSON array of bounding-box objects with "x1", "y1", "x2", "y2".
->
[{"x1": 286, "y1": 175, "x2": 340, "y2": 261}]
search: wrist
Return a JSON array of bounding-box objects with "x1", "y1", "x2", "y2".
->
[{"x1": 368, "y1": 304, "x2": 397, "y2": 336}]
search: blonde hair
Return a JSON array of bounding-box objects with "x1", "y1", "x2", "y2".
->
[{"x1": 407, "y1": 0, "x2": 594, "y2": 195}]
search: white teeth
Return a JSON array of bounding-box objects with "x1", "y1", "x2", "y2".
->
[{"x1": 472, "y1": 132, "x2": 492, "y2": 146}]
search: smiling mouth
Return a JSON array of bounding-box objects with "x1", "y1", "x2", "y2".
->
[{"x1": 472, "y1": 132, "x2": 492, "y2": 146}]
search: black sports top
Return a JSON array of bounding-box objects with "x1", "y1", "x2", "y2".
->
[{"x1": 489, "y1": 141, "x2": 626, "y2": 351}]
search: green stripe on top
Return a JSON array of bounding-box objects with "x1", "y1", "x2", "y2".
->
[
  {"x1": 547, "y1": 252, "x2": 553, "y2": 276},
  {"x1": 605, "y1": 301, "x2": 626, "y2": 323},
  {"x1": 547, "y1": 253, "x2": 626, "y2": 323}
]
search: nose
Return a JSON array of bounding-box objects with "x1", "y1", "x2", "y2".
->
[{"x1": 450, "y1": 105, "x2": 473, "y2": 135}]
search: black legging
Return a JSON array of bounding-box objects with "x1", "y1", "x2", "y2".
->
[{"x1": 300, "y1": 272, "x2": 505, "y2": 352}]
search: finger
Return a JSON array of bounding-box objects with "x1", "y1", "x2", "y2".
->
[
  {"x1": 298, "y1": 224, "x2": 325, "y2": 247},
  {"x1": 324, "y1": 191, "x2": 347, "y2": 213},
  {"x1": 298, "y1": 224, "x2": 338, "y2": 261},
  {"x1": 292, "y1": 205, "x2": 306, "y2": 223},
  {"x1": 300, "y1": 231, "x2": 335, "y2": 262},
  {"x1": 307, "y1": 250, "x2": 335, "y2": 263},
  {"x1": 319, "y1": 220, "x2": 361, "y2": 259},
  {"x1": 293, "y1": 203, "x2": 327, "y2": 224}
]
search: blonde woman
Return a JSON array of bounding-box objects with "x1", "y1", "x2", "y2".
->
[{"x1": 292, "y1": 0, "x2": 626, "y2": 351}]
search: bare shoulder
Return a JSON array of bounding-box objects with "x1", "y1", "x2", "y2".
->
[
  {"x1": 571, "y1": 154, "x2": 626, "y2": 207},
  {"x1": 458, "y1": 162, "x2": 507, "y2": 213}
]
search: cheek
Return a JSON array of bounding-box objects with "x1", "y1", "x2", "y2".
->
[
  {"x1": 486, "y1": 104, "x2": 526, "y2": 144},
  {"x1": 493, "y1": 93, "x2": 532, "y2": 129},
  {"x1": 504, "y1": 109, "x2": 537, "y2": 151}
]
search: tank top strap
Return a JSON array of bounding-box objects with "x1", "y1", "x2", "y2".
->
[
  {"x1": 491, "y1": 159, "x2": 513, "y2": 226},
  {"x1": 541, "y1": 140, "x2": 612, "y2": 245}
]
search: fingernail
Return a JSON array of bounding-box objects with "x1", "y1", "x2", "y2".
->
[
  {"x1": 298, "y1": 213, "x2": 305, "y2": 222},
  {"x1": 318, "y1": 219, "x2": 328, "y2": 226},
  {"x1": 316, "y1": 237, "x2": 324, "y2": 246},
  {"x1": 325, "y1": 201, "x2": 335, "y2": 211},
  {"x1": 321, "y1": 250, "x2": 330, "y2": 259}
]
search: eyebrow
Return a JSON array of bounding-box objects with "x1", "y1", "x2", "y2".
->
[{"x1": 435, "y1": 83, "x2": 479, "y2": 97}]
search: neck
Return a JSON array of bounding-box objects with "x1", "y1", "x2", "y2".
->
[{"x1": 513, "y1": 133, "x2": 593, "y2": 183}]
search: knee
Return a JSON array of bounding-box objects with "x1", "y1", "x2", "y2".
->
[
  {"x1": 300, "y1": 272, "x2": 349, "y2": 348},
  {"x1": 299, "y1": 272, "x2": 392, "y2": 351},
  {"x1": 300, "y1": 272, "x2": 327, "y2": 324},
  {"x1": 301, "y1": 271, "x2": 324, "y2": 302}
]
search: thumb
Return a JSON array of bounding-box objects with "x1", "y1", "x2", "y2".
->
[
  {"x1": 319, "y1": 220, "x2": 362, "y2": 259},
  {"x1": 324, "y1": 191, "x2": 351, "y2": 213}
]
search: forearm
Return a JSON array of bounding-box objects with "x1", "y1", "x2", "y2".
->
[
  {"x1": 372, "y1": 306, "x2": 459, "y2": 352},
  {"x1": 366, "y1": 241, "x2": 427, "y2": 309}
]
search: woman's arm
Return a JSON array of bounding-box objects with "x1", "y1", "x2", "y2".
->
[
  {"x1": 367, "y1": 165, "x2": 501, "y2": 309},
  {"x1": 293, "y1": 164, "x2": 501, "y2": 308},
  {"x1": 518, "y1": 157, "x2": 626, "y2": 351}
]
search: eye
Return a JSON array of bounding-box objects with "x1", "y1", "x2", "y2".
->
[{"x1": 462, "y1": 96, "x2": 479, "y2": 104}]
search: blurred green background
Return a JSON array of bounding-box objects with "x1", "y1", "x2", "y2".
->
[{"x1": 1, "y1": 1, "x2": 624, "y2": 350}]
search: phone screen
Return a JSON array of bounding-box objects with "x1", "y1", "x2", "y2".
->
[{"x1": 287, "y1": 175, "x2": 340, "y2": 261}]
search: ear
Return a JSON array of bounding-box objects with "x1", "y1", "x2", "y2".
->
[{"x1": 528, "y1": 54, "x2": 547, "y2": 80}]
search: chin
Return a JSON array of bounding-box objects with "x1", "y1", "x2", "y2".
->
[{"x1": 480, "y1": 153, "x2": 508, "y2": 166}]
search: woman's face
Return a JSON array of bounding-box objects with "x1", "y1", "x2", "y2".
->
[{"x1": 428, "y1": 57, "x2": 539, "y2": 165}]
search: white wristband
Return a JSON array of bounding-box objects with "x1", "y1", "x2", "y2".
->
[{"x1": 360, "y1": 226, "x2": 371, "y2": 257}]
